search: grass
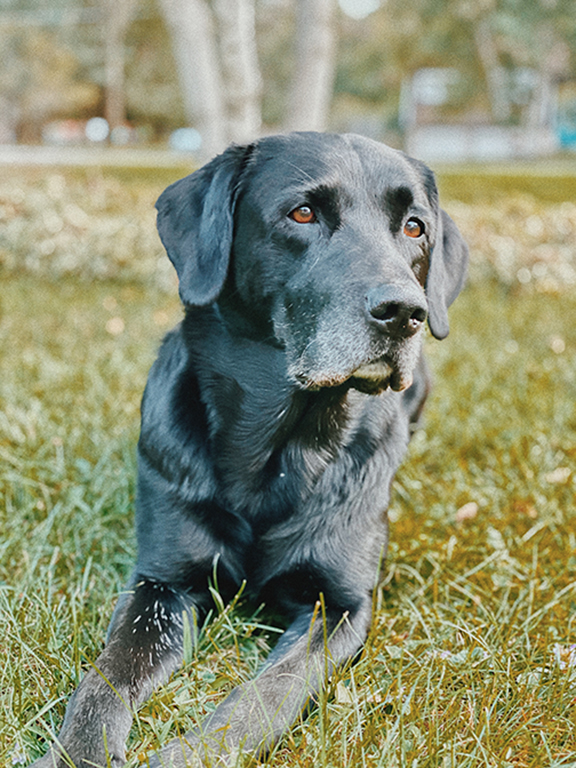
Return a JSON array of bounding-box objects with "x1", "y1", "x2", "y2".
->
[
  {"x1": 436, "y1": 156, "x2": 576, "y2": 203},
  {"x1": 1, "y1": 166, "x2": 576, "y2": 767}
]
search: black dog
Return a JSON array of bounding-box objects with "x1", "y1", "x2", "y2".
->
[{"x1": 33, "y1": 132, "x2": 467, "y2": 768}]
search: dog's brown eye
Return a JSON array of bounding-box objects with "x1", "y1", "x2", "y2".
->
[
  {"x1": 404, "y1": 218, "x2": 425, "y2": 238},
  {"x1": 289, "y1": 205, "x2": 316, "y2": 224}
]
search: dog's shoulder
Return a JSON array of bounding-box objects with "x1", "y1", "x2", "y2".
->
[
  {"x1": 140, "y1": 323, "x2": 189, "y2": 427},
  {"x1": 138, "y1": 322, "x2": 214, "y2": 481}
]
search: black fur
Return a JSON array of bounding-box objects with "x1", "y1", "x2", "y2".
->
[{"x1": 32, "y1": 132, "x2": 468, "y2": 768}]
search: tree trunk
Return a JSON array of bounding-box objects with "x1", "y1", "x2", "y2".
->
[
  {"x1": 103, "y1": 0, "x2": 138, "y2": 131},
  {"x1": 159, "y1": 0, "x2": 228, "y2": 159},
  {"x1": 214, "y1": 0, "x2": 262, "y2": 144},
  {"x1": 527, "y1": 26, "x2": 568, "y2": 129},
  {"x1": 473, "y1": 19, "x2": 510, "y2": 123},
  {"x1": 286, "y1": 0, "x2": 337, "y2": 132}
]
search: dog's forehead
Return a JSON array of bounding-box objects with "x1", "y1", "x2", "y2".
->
[{"x1": 244, "y1": 133, "x2": 430, "y2": 204}]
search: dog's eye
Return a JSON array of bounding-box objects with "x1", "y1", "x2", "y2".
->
[
  {"x1": 403, "y1": 218, "x2": 425, "y2": 238},
  {"x1": 289, "y1": 205, "x2": 316, "y2": 224}
]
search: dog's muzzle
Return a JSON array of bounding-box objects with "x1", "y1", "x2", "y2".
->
[{"x1": 287, "y1": 282, "x2": 427, "y2": 395}]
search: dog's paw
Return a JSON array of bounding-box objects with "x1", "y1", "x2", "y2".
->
[
  {"x1": 144, "y1": 736, "x2": 204, "y2": 768},
  {"x1": 29, "y1": 744, "x2": 125, "y2": 768},
  {"x1": 144, "y1": 736, "x2": 243, "y2": 768}
]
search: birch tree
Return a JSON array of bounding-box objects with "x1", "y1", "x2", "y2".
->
[
  {"x1": 527, "y1": 26, "x2": 570, "y2": 129},
  {"x1": 214, "y1": 0, "x2": 262, "y2": 143},
  {"x1": 159, "y1": 0, "x2": 228, "y2": 158},
  {"x1": 473, "y1": 19, "x2": 510, "y2": 123},
  {"x1": 103, "y1": 0, "x2": 138, "y2": 131},
  {"x1": 286, "y1": 0, "x2": 337, "y2": 132}
]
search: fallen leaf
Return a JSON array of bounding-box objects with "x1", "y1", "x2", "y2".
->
[
  {"x1": 544, "y1": 467, "x2": 571, "y2": 484},
  {"x1": 456, "y1": 502, "x2": 478, "y2": 522}
]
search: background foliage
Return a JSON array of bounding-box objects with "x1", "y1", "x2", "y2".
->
[
  {"x1": 1, "y1": 164, "x2": 576, "y2": 292},
  {"x1": 1, "y1": 0, "x2": 575, "y2": 139}
]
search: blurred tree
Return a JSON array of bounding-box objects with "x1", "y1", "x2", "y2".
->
[
  {"x1": 122, "y1": 9, "x2": 186, "y2": 135},
  {"x1": 155, "y1": 0, "x2": 338, "y2": 145},
  {"x1": 103, "y1": 0, "x2": 138, "y2": 131},
  {"x1": 0, "y1": 0, "x2": 574, "y2": 145},
  {"x1": 474, "y1": 17, "x2": 511, "y2": 122},
  {"x1": 333, "y1": 0, "x2": 576, "y2": 136},
  {"x1": 0, "y1": 25, "x2": 99, "y2": 142},
  {"x1": 286, "y1": 0, "x2": 337, "y2": 131},
  {"x1": 214, "y1": 0, "x2": 262, "y2": 142},
  {"x1": 159, "y1": 0, "x2": 228, "y2": 157},
  {"x1": 159, "y1": 0, "x2": 263, "y2": 155},
  {"x1": 255, "y1": 0, "x2": 294, "y2": 127}
]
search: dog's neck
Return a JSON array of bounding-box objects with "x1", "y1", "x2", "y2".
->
[
  {"x1": 182, "y1": 305, "x2": 356, "y2": 443},
  {"x1": 182, "y1": 306, "x2": 369, "y2": 515},
  {"x1": 216, "y1": 283, "x2": 278, "y2": 345}
]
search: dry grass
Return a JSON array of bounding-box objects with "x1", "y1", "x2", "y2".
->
[{"x1": 1, "y1": 166, "x2": 575, "y2": 767}]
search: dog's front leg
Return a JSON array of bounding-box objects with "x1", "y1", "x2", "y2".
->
[
  {"x1": 32, "y1": 578, "x2": 193, "y2": 768},
  {"x1": 149, "y1": 598, "x2": 372, "y2": 767}
]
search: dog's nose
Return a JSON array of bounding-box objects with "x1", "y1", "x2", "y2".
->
[{"x1": 366, "y1": 285, "x2": 427, "y2": 338}]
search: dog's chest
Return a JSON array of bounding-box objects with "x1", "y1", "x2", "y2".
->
[
  {"x1": 168, "y1": 317, "x2": 407, "y2": 531},
  {"x1": 204, "y1": 378, "x2": 398, "y2": 527}
]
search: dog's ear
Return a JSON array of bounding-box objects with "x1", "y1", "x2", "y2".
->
[
  {"x1": 156, "y1": 144, "x2": 250, "y2": 307},
  {"x1": 426, "y1": 209, "x2": 469, "y2": 340}
]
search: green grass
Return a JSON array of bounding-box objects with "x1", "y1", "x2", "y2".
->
[
  {"x1": 1, "y1": 168, "x2": 576, "y2": 767},
  {"x1": 436, "y1": 158, "x2": 576, "y2": 203}
]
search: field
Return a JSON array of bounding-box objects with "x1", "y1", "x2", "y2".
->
[{"x1": 1, "y1": 164, "x2": 576, "y2": 767}]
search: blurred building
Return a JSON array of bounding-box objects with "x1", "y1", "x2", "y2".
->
[{"x1": 402, "y1": 67, "x2": 568, "y2": 162}]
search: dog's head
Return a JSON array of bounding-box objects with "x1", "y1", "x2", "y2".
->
[{"x1": 156, "y1": 132, "x2": 468, "y2": 394}]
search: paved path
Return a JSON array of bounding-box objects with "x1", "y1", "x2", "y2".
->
[
  {"x1": 1, "y1": 143, "x2": 573, "y2": 179},
  {"x1": 0, "y1": 144, "x2": 196, "y2": 168}
]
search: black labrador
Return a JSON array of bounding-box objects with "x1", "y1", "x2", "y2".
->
[{"x1": 33, "y1": 132, "x2": 468, "y2": 768}]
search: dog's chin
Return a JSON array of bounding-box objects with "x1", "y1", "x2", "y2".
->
[
  {"x1": 293, "y1": 359, "x2": 414, "y2": 395},
  {"x1": 350, "y1": 360, "x2": 413, "y2": 394}
]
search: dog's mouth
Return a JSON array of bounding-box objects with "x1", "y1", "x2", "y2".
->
[
  {"x1": 350, "y1": 359, "x2": 413, "y2": 393},
  {"x1": 287, "y1": 315, "x2": 425, "y2": 396},
  {"x1": 294, "y1": 356, "x2": 414, "y2": 395}
]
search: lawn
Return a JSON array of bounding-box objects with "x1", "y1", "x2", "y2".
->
[{"x1": 1, "y1": 166, "x2": 575, "y2": 767}]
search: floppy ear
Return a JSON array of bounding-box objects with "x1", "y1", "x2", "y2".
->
[
  {"x1": 426, "y1": 209, "x2": 469, "y2": 340},
  {"x1": 156, "y1": 144, "x2": 250, "y2": 307}
]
